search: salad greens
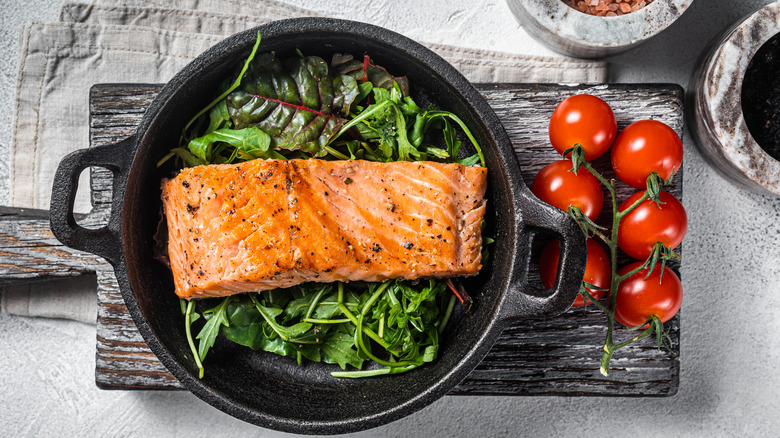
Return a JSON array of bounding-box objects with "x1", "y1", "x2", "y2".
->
[{"x1": 164, "y1": 31, "x2": 487, "y2": 379}]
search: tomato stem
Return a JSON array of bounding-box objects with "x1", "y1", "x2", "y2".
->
[
  {"x1": 576, "y1": 146, "x2": 678, "y2": 377},
  {"x1": 580, "y1": 288, "x2": 609, "y2": 314},
  {"x1": 615, "y1": 190, "x2": 650, "y2": 220}
]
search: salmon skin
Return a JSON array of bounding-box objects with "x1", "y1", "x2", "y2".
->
[{"x1": 161, "y1": 159, "x2": 488, "y2": 299}]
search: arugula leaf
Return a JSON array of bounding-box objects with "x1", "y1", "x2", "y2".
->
[
  {"x1": 221, "y1": 299, "x2": 270, "y2": 350},
  {"x1": 196, "y1": 297, "x2": 232, "y2": 362},
  {"x1": 443, "y1": 118, "x2": 461, "y2": 158},
  {"x1": 250, "y1": 295, "x2": 313, "y2": 342},
  {"x1": 156, "y1": 147, "x2": 205, "y2": 168},
  {"x1": 355, "y1": 81, "x2": 374, "y2": 104},
  {"x1": 457, "y1": 154, "x2": 482, "y2": 166},
  {"x1": 392, "y1": 105, "x2": 421, "y2": 161},
  {"x1": 321, "y1": 332, "x2": 364, "y2": 370},
  {"x1": 205, "y1": 99, "x2": 231, "y2": 135}
]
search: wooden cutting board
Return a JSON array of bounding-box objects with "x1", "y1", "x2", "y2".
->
[{"x1": 85, "y1": 82, "x2": 682, "y2": 395}]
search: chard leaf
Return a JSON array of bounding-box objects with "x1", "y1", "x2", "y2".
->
[
  {"x1": 188, "y1": 127, "x2": 271, "y2": 162},
  {"x1": 226, "y1": 52, "x2": 359, "y2": 157},
  {"x1": 331, "y1": 53, "x2": 410, "y2": 96}
]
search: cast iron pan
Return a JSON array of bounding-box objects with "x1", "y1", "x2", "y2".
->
[{"x1": 49, "y1": 18, "x2": 586, "y2": 434}]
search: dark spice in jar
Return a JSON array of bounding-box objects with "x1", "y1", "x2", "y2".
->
[
  {"x1": 562, "y1": 0, "x2": 654, "y2": 16},
  {"x1": 742, "y1": 32, "x2": 780, "y2": 162}
]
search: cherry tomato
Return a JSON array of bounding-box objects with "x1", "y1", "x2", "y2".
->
[
  {"x1": 615, "y1": 262, "x2": 682, "y2": 328},
  {"x1": 618, "y1": 190, "x2": 687, "y2": 260},
  {"x1": 549, "y1": 94, "x2": 617, "y2": 161},
  {"x1": 611, "y1": 120, "x2": 683, "y2": 189},
  {"x1": 531, "y1": 159, "x2": 604, "y2": 221},
  {"x1": 540, "y1": 239, "x2": 611, "y2": 307}
]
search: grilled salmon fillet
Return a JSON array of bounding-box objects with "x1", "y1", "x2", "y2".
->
[{"x1": 161, "y1": 159, "x2": 487, "y2": 299}]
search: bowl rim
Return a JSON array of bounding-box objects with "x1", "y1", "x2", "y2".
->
[
  {"x1": 511, "y1": 0, "x2": 695, "y2": 49},
  {"x1": 692, "y1": 1, "x2": 780, "y2": 195}
]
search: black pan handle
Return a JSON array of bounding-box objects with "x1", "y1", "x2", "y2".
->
[
  {"x1": 50, "y1": 137, "x2": 134, "y2": 266},
  {"x1": 499, "y1": 186, "x2": 587, "y2": 323}
]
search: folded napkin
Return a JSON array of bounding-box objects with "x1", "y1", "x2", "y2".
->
[{"x1": 3, "y1": 0, "x2": 608, "y2": 322}]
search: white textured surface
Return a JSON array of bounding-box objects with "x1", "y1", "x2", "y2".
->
[{"x1": 3, "y1": 0, "x2": 780, "y2": 437}]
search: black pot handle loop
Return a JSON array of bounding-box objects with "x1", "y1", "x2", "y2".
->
[
  {"x1": 501, "y1": 187, "x2": 587, "y2": 323},
  {"x1": 50, "y1": 137, "x2": 134, "y2": 266}
]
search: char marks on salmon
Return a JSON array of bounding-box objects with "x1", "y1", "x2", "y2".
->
[{"x1": 161, "y1": 159, "x2": 487, "y2": 299}]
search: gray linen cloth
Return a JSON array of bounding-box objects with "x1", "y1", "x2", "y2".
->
[{"x1": 3, "y1": 0, "x2": 608, "y2": 322}]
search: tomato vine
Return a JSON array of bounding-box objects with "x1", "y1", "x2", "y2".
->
[{"x1": 565, "y1": 145, "x2": 682, "y2": 376}]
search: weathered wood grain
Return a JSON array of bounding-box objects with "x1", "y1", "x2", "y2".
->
[
  {"x1": 81, "y1": 83, "x2": 681, "y2": 394},
  {"x1": 0, "y1": 207, "x2": 102, "y2": 285}
]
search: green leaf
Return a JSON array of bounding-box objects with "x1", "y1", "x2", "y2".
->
[
  {"x1": 443, "y1": 118, "x2": 461, "y2": 158},
  {"x1": 355, "y1": 81, "x2": 374, "y2": 104},
  {"x1": 371, "y1": 87, "x2": 393, "y2": 104},
  {"x1": 423, "y1": 344, "x2": 438, "y2": 363},
  {"x1": 188, "y1": 127, "x2": 271, "y2": 163},
  {"x1": 321, "y1": 332, "x2": 364, "y2": 370},
  {"x1": 251, "y1": 295, "x2": 313, "y2": 342},
  {"x1": 226, "y1": 52, "x2": 360, "y2": 157},
  {"x1": 284, "y1": 287, "x2": 359, "y2": 321},
  {"x1": 399, "y1": 96, "x2": 422, "y2": 115},
  {"x1": 457, "y1": 154, "x2": 481, "y2": 166},
  {"x1": 196, "y1": 297, "x2": 232, "y2": 361},
  {"x1": 206, "y1": 99, "x2": 230, "y2": 134},
  {"x1": 392, "y1": 105, "x2": 421, "y2": 161},
  {"x1": 157, "y1": 147, "x2": 205, "y2": 168},
  {"x1": 422, "y1": 145, "x2": 450, "y2": 160},
  {"x1": 331, "y1": 53, "x2": 410, "y2": 96},
  {"x1": 181, "y1": 30, "x2": 263, "y2": 142},
  {"x1": 221, "y1": 300, "x2": 265, "y2": 349}
]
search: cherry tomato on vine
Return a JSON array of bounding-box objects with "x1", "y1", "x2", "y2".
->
[
  {"x1": 531, "y1": 159, "x2": 604, "y2": 221},
  {"x1": 611, "y1": 119, "x2": 683, "y2": 189},
  {"x1": 615, "y1": 262, "x2": 682, "y2": 328},
  {"x1": 540, "y1": 239, "x2": 611, "y2": 307},
  {"x1": 618, "y1": 190, "x2": 687, "y2": 260},
  {"x1": 549, "y1": 94, "x2": 617, "y2": 161}
]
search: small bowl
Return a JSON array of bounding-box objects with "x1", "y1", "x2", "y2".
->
[
  {"x1": 506, "y1": 0, "x2": 694, "y2": 58},
  {"x1": 689, "y1": 1, "x2": 780, "y2": 196}
]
